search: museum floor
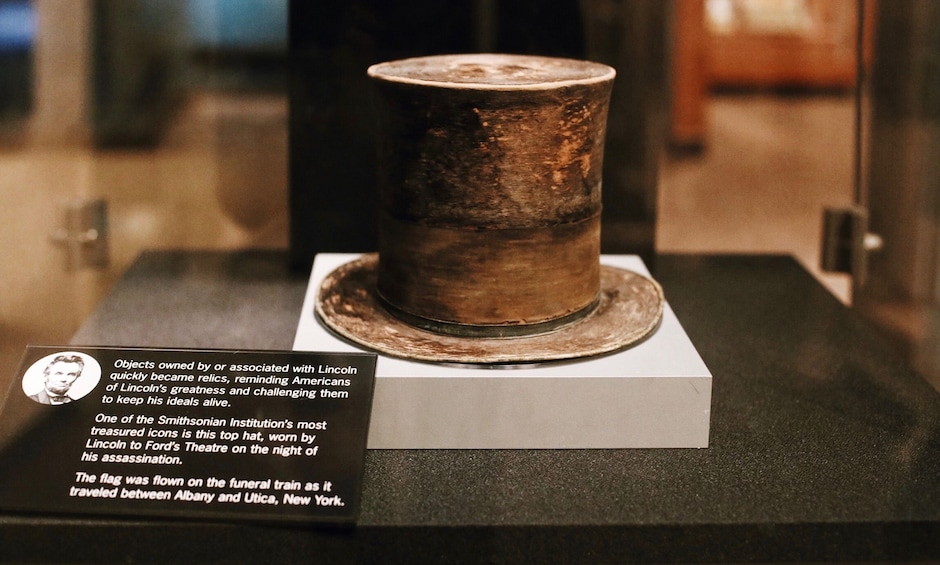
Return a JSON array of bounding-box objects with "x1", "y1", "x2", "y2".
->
[{"x1": 0, "y1": 90, "x2": 855, "y2": 387}]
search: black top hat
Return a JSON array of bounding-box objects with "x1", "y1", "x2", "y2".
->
[{"x1": 316, "y1": 54, "x2": 663, "y2": 364}]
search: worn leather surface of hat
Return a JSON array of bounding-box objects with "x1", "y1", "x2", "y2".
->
[{"x1": 315, "y1": 54, "x2": 664, "y2": 364}]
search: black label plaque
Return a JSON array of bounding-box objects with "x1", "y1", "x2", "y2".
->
[{"x1": 0, "y1": 346, "x2": 376, "y2": 525}]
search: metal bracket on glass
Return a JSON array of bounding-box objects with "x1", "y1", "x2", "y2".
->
[
  {"x1": 49, "y1": 199, "x2": 110, "y2": 270},
  {"x1": 821, "y1": 205, "x2": 883, "y2": 286}
]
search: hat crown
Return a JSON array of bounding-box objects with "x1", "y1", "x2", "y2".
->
[{"x1": 369, "y1": 54, "x2": 615, "y2": 336}]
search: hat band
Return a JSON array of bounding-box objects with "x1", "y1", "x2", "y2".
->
[
  {"x1": 376, "y1": 292, "x2": 601, "y2": 339},
  {"x1": 376, "y1": 212, "x2": 601, "y2": 333}
]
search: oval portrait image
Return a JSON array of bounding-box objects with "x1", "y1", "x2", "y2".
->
[{"x1": 22, "y1": 351, "x2": 102, "y2": 406}]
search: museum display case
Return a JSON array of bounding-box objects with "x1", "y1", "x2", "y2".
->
[{"x1": 2, "y1": 1, "x2": 940, "y2": 563}]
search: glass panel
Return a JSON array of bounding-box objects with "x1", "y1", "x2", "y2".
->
[
  {"x1": 0, "y1": 0, "x2": 289, "y2": 387},
  {"x1": 855, "y1": 0, "x2": 940, "y2": 390},
  {"x1": 661, "y1": 0, "x2": 862, "y2": 303},
  {"x1": 2, "y1": 0, "x2": 889, "y2": 390}
]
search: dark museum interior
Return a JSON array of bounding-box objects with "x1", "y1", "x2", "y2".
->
[{"x1": 1, "y1": 1, "x2": 940, "y2": 563}]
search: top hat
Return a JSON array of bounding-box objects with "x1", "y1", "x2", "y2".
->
[{"x1": 315, "y1": 54, "x2": 663, "y2": 364}]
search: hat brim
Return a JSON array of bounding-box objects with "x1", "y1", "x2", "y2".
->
[{"x1": 315, "y1": 253, "x2": 664, "y2": 365}]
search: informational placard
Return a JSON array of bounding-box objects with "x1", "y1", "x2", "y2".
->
[{"x1": 0, "y1": 346, "x2": 376, "y2": 525}]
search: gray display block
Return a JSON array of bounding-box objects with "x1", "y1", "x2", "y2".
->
[{"x1": 294, "y1": 254, "x2": 712, "y2": 449}]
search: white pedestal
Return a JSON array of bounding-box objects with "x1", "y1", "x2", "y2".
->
[{"x1": 294, "y1": 254, "x2": 712, "y2": 449}]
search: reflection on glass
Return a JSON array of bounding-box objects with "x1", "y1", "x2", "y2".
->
[{"x1": 0, "y1": 0, "x2": 289, "y2": 389}]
